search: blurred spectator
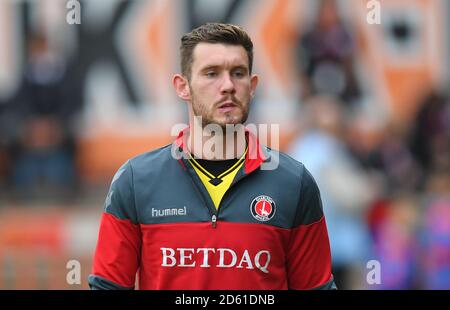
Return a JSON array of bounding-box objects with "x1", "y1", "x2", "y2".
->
[
  {"x1": 9, "y1": 33, "x2": 81, "y2": 199},
  {"x1": 296, "y1": 0, "x2": 361, "y2": 105},
  {"x1": 0, "y1": 94, "x2": 20, "y2": 192},
  {"x1": 374, "y1": 125, "x2": 423, "y2": 193},
  {"x1": 372, "y1": 194, "x2": 420, "y2": 289},
  {"x1": 419, "y1": 170, "x2": 450, "y2": 289},
  {"x1": 0, "y1": 99, "x2": 9, "y2": 190},
  {"x1": 366, "y1": 88, "x2": 450, "y2": 289},
  {"x1": 372, "y1": 171, "x2": 450, "y2": 290},
  {"x1": 347, "y1": 120, "x2": 423, "y2": 195},
  {"x1": 289, "y1": 95, "x2": 375, "y2": 289},
  {"x1": 409, "y1": 90, "x2": 450, "y2": 177}
]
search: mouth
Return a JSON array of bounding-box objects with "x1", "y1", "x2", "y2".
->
[{"x1": 217, "y1": 101, "x2": 237, "y2": 113}]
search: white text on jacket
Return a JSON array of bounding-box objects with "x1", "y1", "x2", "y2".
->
[{"x1": 160, "y1": 247, "x2": 271, "y2": 274}]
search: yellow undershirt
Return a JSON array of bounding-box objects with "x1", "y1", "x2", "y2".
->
[{"x1": 189, "y1": 148, "x2": 247, "y2": 210}]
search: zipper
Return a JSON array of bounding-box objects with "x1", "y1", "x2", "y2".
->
[
  {"x1": 211, "y1": 214, "x2": 217, "y2": 228},
  {"x1": 184, "y1": 163, "x2": 218, "y2": 228},
  {"x1": 183, "y1": 156, "x2": 252, "y2": 230},
  {"x1": 192, "y1": 181, "x2": 218, "y2": 229}
]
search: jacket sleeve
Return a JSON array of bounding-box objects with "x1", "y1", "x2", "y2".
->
[
  {"x1": 286, "y1": 166, "x2": 336, "y2": 290},
  {"x1": 89, "y1": 160, "x2": 141, "y2": 290}
]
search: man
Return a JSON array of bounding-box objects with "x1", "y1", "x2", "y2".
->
[{"x1": 89, "y1": 23, "x2": 335, "y2": 290}]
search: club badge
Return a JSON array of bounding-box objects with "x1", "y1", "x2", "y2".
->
[{"x1": 250, "y1": 195, "x2": 276, "y2": 222}]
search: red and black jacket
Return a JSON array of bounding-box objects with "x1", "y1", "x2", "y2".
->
[{"x1": 89, "y1": 129, "x2": 335, "y2": 290}]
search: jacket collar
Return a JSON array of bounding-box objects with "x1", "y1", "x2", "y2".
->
[{"x1": 174, "y1": 126, "x2": 266, "y2": 174}]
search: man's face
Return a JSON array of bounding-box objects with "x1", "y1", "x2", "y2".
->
[{"x1": 187, "y1": 43, "x2": 258, "y2": 128}]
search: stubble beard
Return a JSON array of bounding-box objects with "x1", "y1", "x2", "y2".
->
[{"x1": 190, "y1": 92, "x2": 249, "y2": 131}]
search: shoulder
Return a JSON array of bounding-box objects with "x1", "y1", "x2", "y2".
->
[
  {"x1": 104, "y1": 144, "x2": 174, "y2": 223},
  {"x1": 109, "y1": 143, "x2": 173, "y2": 185},
  {"x1": 127, "y1": 143, "x2": 173, "y2": 171},
  {"x1": 263, "y1": 146, "x2": 311, "y2": 183},
  {"x1": 264, "y1": 147, "x2": 323, "y2": 225}
]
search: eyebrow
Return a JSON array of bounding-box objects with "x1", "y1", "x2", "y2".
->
[{"x1": 200, "y1": 64, "x2": 249, "y2": 72}]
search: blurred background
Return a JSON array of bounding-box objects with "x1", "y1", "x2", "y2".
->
[{"x1": 0, "y1": 0, "x2": 449, "y2": 290}]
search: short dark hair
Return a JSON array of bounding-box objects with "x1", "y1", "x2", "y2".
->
[{"x1": 180, "y1": 23, "x2": 254, "y2": 80}]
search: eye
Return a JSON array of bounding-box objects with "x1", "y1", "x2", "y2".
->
[
  {"x1": 232, "y1": 69, "x2": 245, "y2": 78},
  {"x1": 205, "y1": 71, "x2": 218, "y2": 78}
]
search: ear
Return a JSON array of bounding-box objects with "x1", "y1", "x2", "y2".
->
[
  {"x1": 172, "y1": 74, "x2": 190, "y2": 101},
  {"x1": 250, "y1": 74, "x2": 258, "y2": 98}
]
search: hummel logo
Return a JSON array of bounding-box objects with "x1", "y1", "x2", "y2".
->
[{"x1": 152, "y1": 206, "x2": 187, "y2": 217}]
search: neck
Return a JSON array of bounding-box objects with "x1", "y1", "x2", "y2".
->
[{"x1": 187, "y1": 121, "x2": 246, "y2": 160}]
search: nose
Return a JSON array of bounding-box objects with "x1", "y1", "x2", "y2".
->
[{"x1": 220, "y1": 73, "x2": 236, "y2": 95}]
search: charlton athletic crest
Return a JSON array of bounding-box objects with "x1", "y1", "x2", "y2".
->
[{"x1": 250, "y1": 195, "x2": 276, "y2": 222}]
